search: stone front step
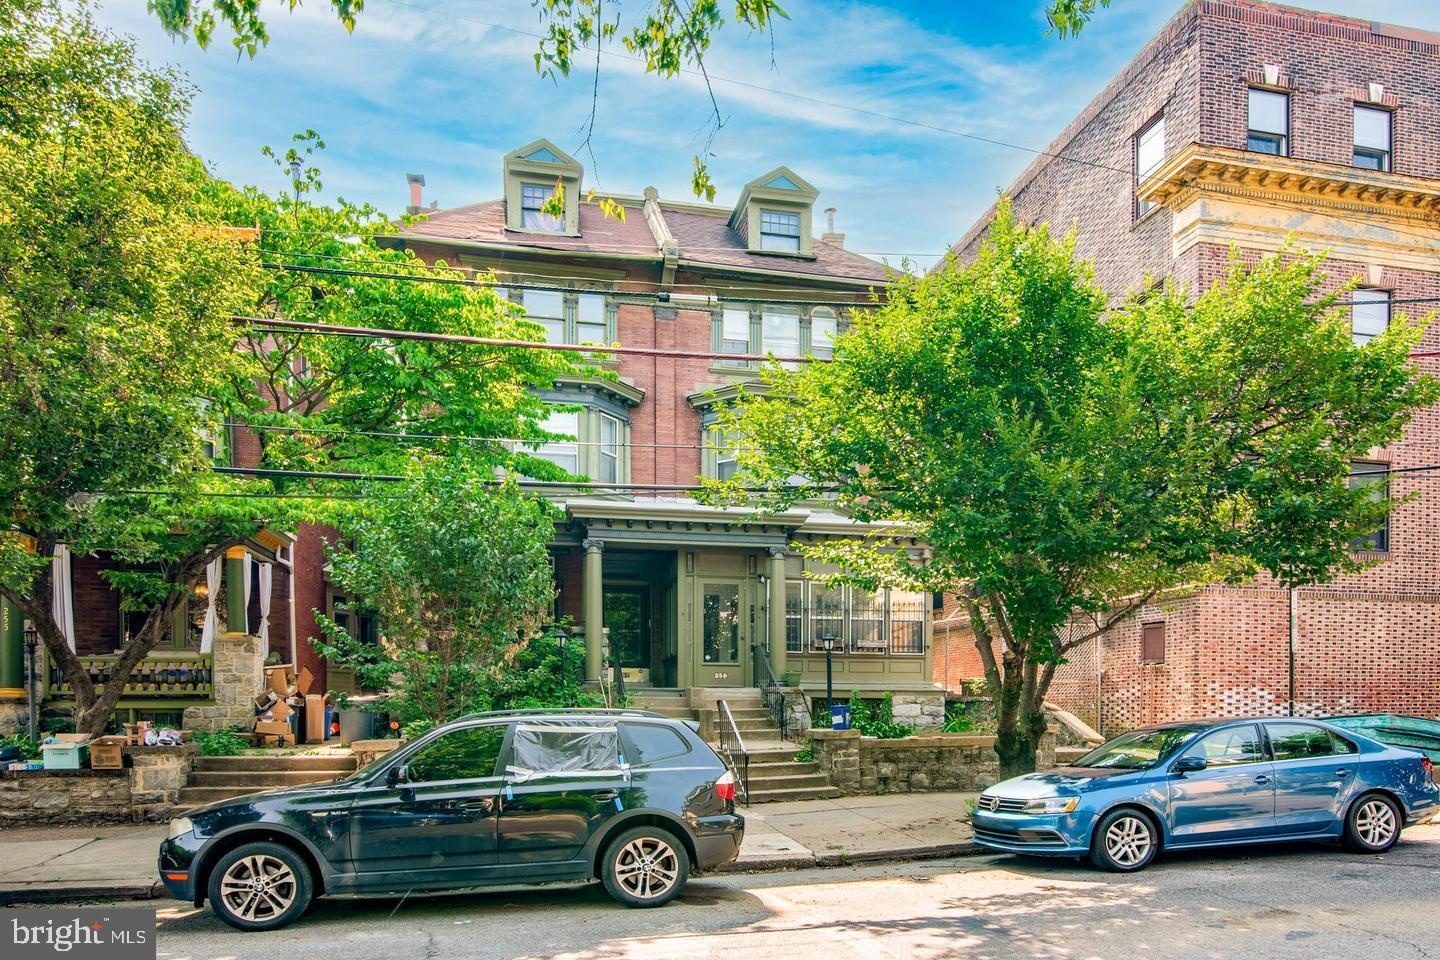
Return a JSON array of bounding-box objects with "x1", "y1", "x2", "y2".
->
[
  {"x1": 747, "y1": 785, "x2": 842, "y2": 803},
  {"x1": 745, "y1": 773, "x2": 835, "y2": 792},
  {"x1": 193, "y1": 755, "x2": 357, "y2": 773},
  {"x1": 1055, "y1": 746, "x2": 1092, "y2": 765}
]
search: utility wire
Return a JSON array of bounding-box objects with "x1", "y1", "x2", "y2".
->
[{"x1": 225, "y1": 421, "x2": 748, "y2": 451}]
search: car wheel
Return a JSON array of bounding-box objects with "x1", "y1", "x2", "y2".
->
[
  {"x1": 1089, "y1": 809, "x2": 1158, "y2": 872},
  {"x1": 1345, "y1": 793, "x2": 1402, "y2": 854},
  {"x1": 601, "y1": 826, "x2": 690, "y2": 908},
  {"x1": 207, "y1": 841, "x2": 314, "y2": 931}
]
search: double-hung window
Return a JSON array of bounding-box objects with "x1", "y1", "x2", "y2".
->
[
  {"x1": 849, "y1": 588, "x2": 886, "y2": 653},
  {"x1": 759, "y1": 209, "x2": 802, "y2": 252},
  {"x1": 1354, "y1": 105, "x2": 1393, "y2": 171},
  {"x1": 762, "y1": 308, "x2": 801, "y2": 368},
  {"x1": 521, "y1": 183, "x2": 563, "y2": 232},
  {"x1": 523, "y1": 289, "x2": 567, "y2": 344},
  {"x1": 1348, "y1": 461, "x2": 1389, "y2": 552},
  {"x1": 785, "y1": 583, "x2": 805, "y2": 653},
  {"x1": 510, "y1": 288, "x2": 612, "y2": 345},
  {"x1": 597, "y1": 413, "x2": 621, "y2": 483},
  {"x1": 810, "y1": 307, "x2": 838, "y2": 360},
  {"x1": 720, "y1": 308, "x2": 752, "y2": 360},
  {"x1": 1135, "y1": 115, "x2": 1166, "y2": 217},
  {"x1": 534, "y1": 408, "x2": 580, "y2": 474},
  {"x1": 576, "y1": 293, "x2": 608, "y2": 344},
  {"x1": 1352, "y1": 289, "x2": 1390, "y2": 346},
  {"x1": 889, "y1": 591, "x2": 926, "y2": 655},
  {"x1": 1247, "y1": 88, "x2": 1289, "y2": 156}
]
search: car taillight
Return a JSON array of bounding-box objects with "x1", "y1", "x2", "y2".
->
[
  {"x1": 715, "y1": 770, "x2": 736, "y2": 802},
  {"x1": 1422, "y1": 756, "x2": 1434, "y2": 779}
]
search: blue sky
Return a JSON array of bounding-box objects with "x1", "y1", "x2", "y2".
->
[{"x1": 95, "y1": 0, "x2": 1440, "y2": 272}]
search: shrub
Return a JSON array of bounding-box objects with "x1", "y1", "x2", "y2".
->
[
  {"x1": 1, "y1": 734, "x2": 41, "y2": 761},
  {"x1": 193, "y1": 729, "x2": 250, "y2": 757},
  {"x1": 847, "y1": 690, "x2": 913, "y2": 740}
]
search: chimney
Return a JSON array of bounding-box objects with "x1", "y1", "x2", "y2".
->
[
  {"x1": 406, "y1": 173, "x2": 426, "y2": 215},
  {"x1": 820, "y1": 206, "x2": 845, "y2": 248}
]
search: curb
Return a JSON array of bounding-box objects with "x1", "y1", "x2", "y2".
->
[
  {"x1": 0, "y1": 882, "x2": 165, "y2": 906},
  {"x1": 719, "y1": 840, "x2": 984, "y2": 873}
]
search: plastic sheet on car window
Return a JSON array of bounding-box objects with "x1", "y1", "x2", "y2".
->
[{"x1": 505, "y1": 722, "x2": 623, "y2": 783}]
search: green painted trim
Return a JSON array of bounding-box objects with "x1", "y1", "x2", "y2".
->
[
  {"x1": 225, "y1": 556, "x2": 246, "y2": 633},
  {"x1": 0, "y1": 596, "x2": 23, "y2": 692}
]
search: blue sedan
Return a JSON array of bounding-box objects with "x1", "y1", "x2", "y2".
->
[{"x1": 973, "y1": 717, "x2": 1439, "y2": 871}]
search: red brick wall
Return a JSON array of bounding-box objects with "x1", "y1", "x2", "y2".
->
[
  {"x1": 942, "y1": 0, "x2": 1440, "y2": 730},
  {"x1": 291, "y1": 524, "x2": 335, "y2": 692}
]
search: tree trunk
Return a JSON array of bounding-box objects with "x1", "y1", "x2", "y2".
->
[{"x1": 966, "y1": 596, "x2": 1059, "y2": 779}]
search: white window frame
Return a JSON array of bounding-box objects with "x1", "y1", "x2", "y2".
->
[
  {"x1": 520, "y1": 183, "x2": 563, "y2": 232},
  {"x1": 1247, "y1": 88, "x2": 1289, "y2": 156},
  {"x1": 1135, "y1": 114, "x2": 1166, "y2": 218},
  {"x1": 1354, "y1": 105, "x2": 1393, "y2": 172},
  {"x1": 1352, "y1": 288, "x2": 1390, "y2": 346},
  {"x1": 759, "y1": 209, "x2": 802, "y2": 252}
]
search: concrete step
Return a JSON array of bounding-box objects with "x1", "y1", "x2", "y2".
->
[
  {"x1": 746, "y1": 785, "x2": 842, "y2": 803},
  {"x1": 193, "y1": 755, "x2": 357, "y2": 773},
  {"x1": 744, "y1": 773, "x2": 834, "y2": 792},
  {"x1": 738, "y1": 761, "x2": 816, "y2": 777},
  {"x1": 186, "y1": 771, "x2": 350, "y2": 788}
]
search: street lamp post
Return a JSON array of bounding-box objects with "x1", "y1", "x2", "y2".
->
[
  {"x1": 23, "y1": 622, "x2": 38, "y2": 741},
  {"x1": 820, "y1": 633, "x2": 839, "y2": 713},
  {"x1": 556, "y1": 629, "x2": 571, "y2": 707}
]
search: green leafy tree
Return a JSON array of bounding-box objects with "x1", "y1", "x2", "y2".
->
[
  {"x1": 144, "y1": 0, "x2": 788, "y2": 201},
  {"x1": 0, "y1": 0, "x2": 268, "y2": 734},
  {"x1": 708, "y1": 202, "x2": 1435, "y2": 776},
  {"x1": 313, "y1": 462, "x2": 558, "y2": 727},
  {"x1": 1045, "y1": 0, "x2": 1111, "y2": 38}
]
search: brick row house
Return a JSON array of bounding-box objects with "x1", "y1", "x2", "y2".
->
[
  {"x1": 0, "y1": 139, "x2": 951, "y2": 730},
  {"x1": 936, "y1": 0, "x2": 1440, "y2": 733}
]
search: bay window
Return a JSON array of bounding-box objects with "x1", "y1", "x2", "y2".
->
[
  {"x1": 534, "y1": 408, "x2": 580, "y2": 473},
  {"x1": 791, "y1": 580, "x2": 927, "y2": 656}
]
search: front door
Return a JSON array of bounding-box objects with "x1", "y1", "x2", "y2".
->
[
  {"x1": 605, "y1": 587, "x2": 650, "y2": 682},
  {"x1": 698, "y1": 579, "x2": 746, "y2": 687},
  {"x1": 347, "y1": 723, "x2": 506, "y2": 890},
  {"x1": 1168, "y1": 723, "x2": 1276, "y2": 843}
]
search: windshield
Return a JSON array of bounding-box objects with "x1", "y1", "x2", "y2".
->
[{"x1": 1072, "y1": 724, "x2": 1208, "y2": 770}]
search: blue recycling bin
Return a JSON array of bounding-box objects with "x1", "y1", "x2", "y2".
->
[{"x1": 830, "y1": 704, "x2": 852, "y2": 730}]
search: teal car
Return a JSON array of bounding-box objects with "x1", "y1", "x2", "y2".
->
[{"x1": 973, "y1": 717, "x2": 1438, "y2": 871}]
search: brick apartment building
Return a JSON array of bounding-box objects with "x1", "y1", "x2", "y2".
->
[{"x1": 936, "y1": 0, "x2": 1440, "y2": 733}]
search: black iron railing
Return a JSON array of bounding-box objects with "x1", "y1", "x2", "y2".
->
[
  {"x1": 751, "y1": 643, "x2": 809, "y2": 743},
  {"x1": 716, "y1": 699, "x2": 750, "y2": 805}
]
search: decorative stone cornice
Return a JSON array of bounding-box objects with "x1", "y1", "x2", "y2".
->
[{"x1": 1139, "y1": 143, "x2": 1440, "y2": 222}]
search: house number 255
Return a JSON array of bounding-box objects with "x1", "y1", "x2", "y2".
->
[{"x1": 712, "y1": 671, "x2": 729, "y2": 680}]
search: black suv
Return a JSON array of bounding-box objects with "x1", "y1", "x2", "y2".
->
[{"x1": 159, "y1": 709, "x2": 744, "y2": 930}]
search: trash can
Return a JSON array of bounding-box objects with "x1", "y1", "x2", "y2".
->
[
  {"x1": 338, "y1": 710, "x2": 376, "y2": 746},
  {"x1": 830, "y1": 704, "x2": 852, "y2": 731}
]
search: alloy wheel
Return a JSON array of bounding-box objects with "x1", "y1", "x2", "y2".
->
[
  {"x1": 1354, "y1": 798, "x2": 1397, "y2": 848},
  {"x1": 613, "y1": 836, "x2": 681, "y2": 901},
  {"x1": 219, "y1": 854, "x2": 298, "y2": 923},
  {"x1": 1104, "y1": 815, "x2": 1153, "y2": 867}
]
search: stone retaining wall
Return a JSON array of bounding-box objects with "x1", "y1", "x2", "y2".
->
[
  {"x1": 809, "y1": 726, "x2": 1056, "y2": 795},
  {"x1": 0, "y1": 744, "x2": 197, "y2": 823}
]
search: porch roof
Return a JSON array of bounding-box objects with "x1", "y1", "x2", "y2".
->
[{"x1": 560, "y1": 496, "x2": 917, "y2": 542}]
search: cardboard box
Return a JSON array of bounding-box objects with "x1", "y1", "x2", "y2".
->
[
  {"x1": 41, "y1": 734, "x2": 89, "y2": 771},
  {"x1": 304, "y1": 693, "x2": 331, "y2": 744},
  {"x1": 253, "y1": 719, "x2": 294, "y2": 748},
  {"x1": 124, "y1": 722, "x2": 151, "y2": 746},
  {"x1": 265, "y1": 664, "x2": 298, "y2": 698},
  {"x1": 89, "y1": 736, "x2": 126, "y2": 770},
  {"x1": 297, "y1": 665, "x2": 315, "y2": 695}
]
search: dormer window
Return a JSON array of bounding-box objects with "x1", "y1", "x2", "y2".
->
[
  {"x1": 521, "y1": 183, "x2": 563, "y2": 232},
  {"x1": 760, "y1": 210, "x2": 802, "y2": 252}
]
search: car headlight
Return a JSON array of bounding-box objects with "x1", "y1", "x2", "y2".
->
[
  {"x1": 167, "y1": 816, "x2": 194, "y2": 840},
  {"x1": 1021, "y1": 797, "x2": 1079, "y2": 815}
]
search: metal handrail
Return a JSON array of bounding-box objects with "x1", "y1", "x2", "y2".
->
[
  {"x1": 716, "y1": 699, "x2": 751, "y2": 806},
  {"x1": 751, "y1": 644, "x2": 808, "y2": 742}
]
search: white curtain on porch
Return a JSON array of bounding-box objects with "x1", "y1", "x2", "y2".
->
[
  {"x1": 258, "y1": 562, "x2": 273, "y2": 654},
  {"x1": 242, "y1": 558, "x2": 252, "y2": 635},
  {"x1": 51, "y1": 544, "x2": 75, "y2": 652},
  {"x1": 200, "y1": 556, "x2": 222, "y2": 653}
]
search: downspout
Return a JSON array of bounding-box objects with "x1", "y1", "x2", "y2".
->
[{"x1": 1287, "y1": 586, "x2": 1298, "y2": 716}]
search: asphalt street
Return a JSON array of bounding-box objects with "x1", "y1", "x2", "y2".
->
[{"x1": 137, "y1": 823, "x2": 1440, "y2": 960}]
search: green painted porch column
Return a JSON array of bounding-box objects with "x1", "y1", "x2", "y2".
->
[
  {"x1": 767, "y1": 547, "x2": 787, "y2": 681},
  {"x1": 225, "y1": 547, "x2": 248, "y2": 634},
  {"x1": 583, "y1": 538, "x2": 604, "y2": 680},
  {"x1": 0, "y1": 596, "x2": 25, "y2": 698}
]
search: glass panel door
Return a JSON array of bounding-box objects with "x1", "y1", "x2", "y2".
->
[{"x1": 699, "y1": 580, "x2": 746, "y2": 686}]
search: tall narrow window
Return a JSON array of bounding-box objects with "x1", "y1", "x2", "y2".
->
[
  {"x1": 1352, "y1": 289, "x2": 1390, "y2": 346},
  {"x1": 1248, "y1": 89, "x2": 1289, "y2": 155},
  {"x1": 720, "y1": 308, "x2": 751, "y2": 358},
  {"x1": 889, "y1": 590, "x2": 926, "y2": 655},
  {"x1": 521, "y1": 183, "x2": 563, "y2": 232},
  {"x1": 576, "y1": 293, "x2": 608, "y2": 344},
  {"x1": 1354, "y1": 105, "x2": 1392, "y2": 171},
  {"x1": 785, "y1": 583, "x2": 805, "y2": 654},
  {"x1": 598, "y1": 413, "x2": 621, "y2": 483},
  {"x1": 762, "y1": 308, "x2": 801, "y2": 368},
  {"x1": 534, "y1": 409, "x2": 580, "y2": 474},
  {"x1": 1135, "y1": 115, "x2": 1166, "y2": 217},
  {"x1": 713, "y1": 429, "x2": 740, "y2": 482},
  {"x1": 523, "y1": 289, "x2": 566, "y2": 343},
  {"x1": 759, "y1": 209, "x2": 802, "y2": 252},
  {"x1": 849, "y1": 588, "x2": 886, "y2": 653},
  {"x1": 1348, "y1": 461, "x2": 1390, "y2": 552},
  {"x1": 810, "y1": 584, "x2": 845, "y2": 651},
  {"x1": 810, "y1": 307, "x2": 838, "y2": 360}
]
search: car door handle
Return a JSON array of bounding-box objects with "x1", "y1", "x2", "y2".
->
[
  {"x1": 591, "y1": 791, "x2": 619, "y2": 803},
  {"x1": 1335, "y1": 768, "x2": 1350, "y2": 778},
  {"x1": 457, "y1": 798, "x2": 494, "y2": 813},
  {"x1": 1253, "y1": 775, "x2": 1270, "y2": 785}
]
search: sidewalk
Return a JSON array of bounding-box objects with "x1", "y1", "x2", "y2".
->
[{"x1": 0, "y1": 791, "x2": 980, "y2": 904}]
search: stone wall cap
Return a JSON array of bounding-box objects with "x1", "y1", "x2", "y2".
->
[
  {"x1": 808, "y1": 727, "x2": 862, "y2": 740},
  {"x1": 1, "y1": 768, "x2": 128, "y2": 779},
  {"x1": 125, "y1": 744, "x2": 199, "y2": 758}
]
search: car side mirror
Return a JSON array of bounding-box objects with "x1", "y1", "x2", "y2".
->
[
  {"x1": 386, "y1": 765, "x2": 407, "y2": 788},
  {"x1": 1173, "y1": 756, "x2": 1207, "y2": 774}
]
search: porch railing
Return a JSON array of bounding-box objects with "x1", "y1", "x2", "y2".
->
[
  {"x1": 715, "y1": 699, "x2": 750, "y2": 806},
  {"x1": 751, "y1": 643, "x2": 808, "y2": 743},
  {"x1": 49, "y1": 654, "x2": 214, "y2": 698}
]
